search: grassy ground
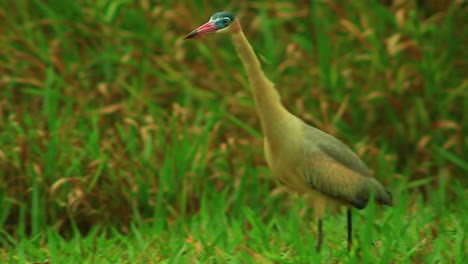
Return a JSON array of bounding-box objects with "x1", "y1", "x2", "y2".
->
[{"x1": 1, "y1": 0, "x2": 467, "y2": 263}]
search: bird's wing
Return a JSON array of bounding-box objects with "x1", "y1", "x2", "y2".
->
[
  {"x1": 302, "y1": 150, "x2": 369, "y2": 209},
  {"x1": 304, "y1": 124, "x2": 372, "y2": 177},
  {"x1": 301, "y1": 125, "x2": 372, "y2": 209},
  {"x1": 317, "y1": 141, "x2": 372, "y2": 178}
]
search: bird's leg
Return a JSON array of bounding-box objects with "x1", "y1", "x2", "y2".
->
[
  {"x1": 315, "y1": 219, "x2": 323, "y2": 252},
  {"x1": 347, "y1": 209, "x2": 352, "y2": 253}
]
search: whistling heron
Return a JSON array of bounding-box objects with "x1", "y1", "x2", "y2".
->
[{"x1": 184, "y1": 11, "x2": 392, "y2": 252}]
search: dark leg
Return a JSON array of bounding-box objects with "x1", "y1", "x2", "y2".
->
[
  {"x1": 315, "y1": 219, "x2": 323, "y2": 252},
  {"x1": 347, "y1": 209, "x2": 352, "y2": 253}
]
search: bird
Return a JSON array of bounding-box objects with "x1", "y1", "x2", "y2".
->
[{"x1": 184, "y1": 11, "x2": 393, "y2": 253}]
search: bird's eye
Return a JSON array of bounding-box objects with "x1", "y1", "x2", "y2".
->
[{"x1": 222, "y1": 18, "x2": 230, "y2": 25}]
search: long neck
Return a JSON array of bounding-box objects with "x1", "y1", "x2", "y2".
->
[{"x1": 229, "y1": 20, "x2": 290, "y2": 134}]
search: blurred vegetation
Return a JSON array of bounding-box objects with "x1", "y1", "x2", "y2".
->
[{"x1": 0, "y1": 0, "x2": 467, "y2": 262}]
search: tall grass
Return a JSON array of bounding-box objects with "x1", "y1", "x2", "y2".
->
[{"x1": 0, "y1": 0, "x2": 466, "y2": 263}]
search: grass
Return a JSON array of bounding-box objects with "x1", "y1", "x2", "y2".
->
[{"x1": 0, "y1": 0, "x2": 467, "y2": 263}]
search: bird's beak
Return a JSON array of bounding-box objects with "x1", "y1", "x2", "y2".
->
[{"x1": 184, "y1": 21, "x2": 218, "y2": 39}]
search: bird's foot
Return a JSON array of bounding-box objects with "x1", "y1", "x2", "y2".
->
[
  {"x1": 315, "y1": 243, "x2": 321, "y2": 253},
  {"x1": 347, "y1": 241, "x2": 352, "y2": 253}
]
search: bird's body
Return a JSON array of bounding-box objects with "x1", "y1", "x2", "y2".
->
[{"x1": 185, "y1": 11, "x2": 392, "y2": 252}]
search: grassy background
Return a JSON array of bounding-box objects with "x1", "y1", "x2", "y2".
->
[{"x1": 1, "y1": 0, "x2": 467, "y2": 263}]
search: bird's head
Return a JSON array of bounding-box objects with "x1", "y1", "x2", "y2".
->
[{"x1": 184, "y1": 11, "x2": 236, "y2": 39}]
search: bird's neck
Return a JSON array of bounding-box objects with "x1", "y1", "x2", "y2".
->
[{"x1": 230, "y1": 20, "x2": 290, "y2": 135}]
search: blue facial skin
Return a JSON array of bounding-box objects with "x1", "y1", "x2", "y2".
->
[
  {"x1": 210, "y1": 11, "x2": 236, "y2": 29},
  {"x1": 184, "y1": 11, "x2": 236, "y2": 39}
]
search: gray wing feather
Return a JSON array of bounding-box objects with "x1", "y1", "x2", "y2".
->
[
  {"x1": 301, "y1": 124, "x2": 392, "y2": 208},
  {"x1": 303, "y1": 124, "x2": 372, "y2": 178},
  {"x1": 317, "y1": 142, "x2": 371, "y2": 177}
]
